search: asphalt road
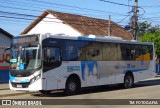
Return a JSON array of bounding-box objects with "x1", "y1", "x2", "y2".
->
[{"x1": 1, "y1": 77, "x2": 160, "y2": 108}]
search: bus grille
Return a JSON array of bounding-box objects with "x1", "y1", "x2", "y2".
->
[{"x1": 11, "y1": 82, "x2": 30, "y2": 88}]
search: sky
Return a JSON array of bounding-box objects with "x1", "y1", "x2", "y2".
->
[{"x1": 0, "y1": 0, "x2": 160, "y2": 36}]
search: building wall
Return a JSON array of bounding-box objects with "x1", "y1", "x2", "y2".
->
[
  {"x1": 0, "y1": 33, "x2": 11, "y2": 46},
  {"x1": 0, "y1": 33, "x2": 11, "y2": 83},
  {"x1": 28, "y1": 14, "x2": 81, "y2": 36}
]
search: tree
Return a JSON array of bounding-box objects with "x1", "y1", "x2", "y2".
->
[
  {"x1": 128, "y1": 21, "x2": 152, "y2": 37},
  {"x1": 148, "y1": 24, "x2": 160, "y2": 34},
  {"x1": 138, "y1": 21, "x2": 151, "y2": 36},
  {"x1": 128, "y1": 20, "x2": 160, "y2": 37},
  {"x1": 139, "y1": 31, "x2": 160, "y2": 59}
]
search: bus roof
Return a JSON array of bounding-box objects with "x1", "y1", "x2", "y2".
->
[
  {"x1": 42, "y1": 34, "x2": 153, "y2": 45},
  {"x1": 18, "y1": 33, "x2": 153, "y2": 45}
]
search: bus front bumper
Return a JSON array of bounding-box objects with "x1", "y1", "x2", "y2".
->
[{"x1": 9, "y1": 78, "x2": 43, "y2": 91}]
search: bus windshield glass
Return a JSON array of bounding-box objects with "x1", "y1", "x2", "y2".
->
[{"x1": 10, "y1": 35, "x2": 41, "y2": 71}]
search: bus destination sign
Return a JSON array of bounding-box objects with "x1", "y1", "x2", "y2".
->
[{"x1": 13, "y1": 35, "x2": 39, "y2": 44}]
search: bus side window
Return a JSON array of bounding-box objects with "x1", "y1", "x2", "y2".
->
[
  {"x1": 43, "y1": 47, "x2": 62, "y2": 72},
  {"x1": 120, "y1": 44, "x2": 131, "y2": 60},
  {"x1": 143, "y1": 45, "x2": 153, "y2": 60}
]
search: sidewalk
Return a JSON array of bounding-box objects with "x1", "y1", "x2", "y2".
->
[{"x1": 0, "y1": 83, "x2": 36, "y2": 97}]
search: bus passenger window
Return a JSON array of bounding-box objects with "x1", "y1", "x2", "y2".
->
[{"x1": 43, "y1": 47, "x2": 61, "y2": 72}]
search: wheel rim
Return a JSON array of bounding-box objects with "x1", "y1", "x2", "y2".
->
[
  {"x1": 125, "y1": 76, "x2": 133, "y2": 87},
  {"x1": 69, "y1": 82, "x2": 76, "y2": 91}
]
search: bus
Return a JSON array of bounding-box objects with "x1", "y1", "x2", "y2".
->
[{"x1": 8, "y1": 34, "x2": 156, "y2": 95}]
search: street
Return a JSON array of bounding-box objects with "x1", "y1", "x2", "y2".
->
[{"x1": 0, "y1": 77, "x2": 160, "y2": 108}]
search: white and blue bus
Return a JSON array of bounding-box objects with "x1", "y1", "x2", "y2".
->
[{"x1": 8, "y1": 34, "x2": 156, "y2": 95}]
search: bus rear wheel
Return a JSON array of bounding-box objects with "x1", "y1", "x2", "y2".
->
[
  {"x1": 124, "y1": 73, "x2": 134, "y2": 88},
  {"x1": 65, "y1": 78, "x2": 80, "y2": 96}
]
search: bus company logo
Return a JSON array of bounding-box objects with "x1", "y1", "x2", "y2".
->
[
  {"x1": 67, "y1": 66, "x2": 80, "y2": 72},
  {"x1": 114, "y1": 64, "x2": 126, "y2": 69},
  {"x1": 1, "y1": 100, "x2": 42, "y2": 105},
  {"x1": 2, "y1": 100, "x2": 11, "y2": 105},
  {"x1": 114, "y1": 64, "x2": 135, "y2": 69}
]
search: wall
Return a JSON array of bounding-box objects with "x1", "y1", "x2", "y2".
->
[
  {"x1": 28, "y1": 14, "x2": 81, "y2": 36},
  {"x1": 0, "y1": 33, "x2": 11, "y2": 83}
]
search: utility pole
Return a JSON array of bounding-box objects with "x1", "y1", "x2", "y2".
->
[
  {"x1": 133, "y1": 0, "x2": 139, "y2": 40},
  {"x1": 108, "y1": 15, "x2": 111, "y2": 36}
]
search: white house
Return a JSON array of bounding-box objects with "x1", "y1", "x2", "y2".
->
[{"x1": 21, "y1": 10, "x2": 132, "y2": 40}]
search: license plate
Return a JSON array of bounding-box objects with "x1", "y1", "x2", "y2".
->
[{"x1": 17, "y1": 84, "x2": 22, "y2": 88}]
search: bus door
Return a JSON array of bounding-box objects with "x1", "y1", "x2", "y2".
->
[{"x1": 43, "y1": 47, "x2": 62, "y2": 90}]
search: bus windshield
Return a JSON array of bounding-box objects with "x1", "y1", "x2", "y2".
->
[{"x1": 10, "y1": 44, "x2": 41, "y2": 71}]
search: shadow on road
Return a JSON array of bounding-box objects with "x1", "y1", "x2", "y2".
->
[
  {"x1": 31, "y1": 77, "x2": 160, "y2": 97},
  {"x1": 134, "y1": 78, "x2": 160, "y2": 87}
]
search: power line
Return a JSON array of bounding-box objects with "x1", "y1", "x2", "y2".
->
[
  {"x1": 1, "y1": 0, "x2": 128, "y2": 16},
  {"x1": 0, "y1": 15, "x2": 35, "y2": 21},
  {"x1": 0, "y1": 11, "x2": 39, "y2": 18},
  {"x1": 0, "y1": 0, "x2": 135, "y2": 26},
  {"x1": 0, "y1": 4, "x2": 129, "y2": 22},
  {"x1": 0, "y1": 8, "x2": 132, "y2": 27},
  {"x1": 0, "y1": 10, "x2": 103, "y2": 24},
  {"x1": 99, "y1": 0, "x2": 133, "y2": 7},
  {"x1": 1, "y1": 0, "x2": 155, "y2": 28},
  {"x1": 99, "y1": 0, "x2": 145, "y2": 14},
  {"x1": 0, "y1": 5, "x2": 104, "y2": 19},
  {"x1": 1, "y1": 0, "x2": 105, "y2": 15},
  {"x1": 0, "y1": 5, "x2": 43, "y2": 13},
  {"x1": 0, "y1": 3, "x2": 147, "y2": 27},
  {"x1": 116, "y1": 11, "x2": 132, "y2": 23},
  {"x1": 29, "y1": 0, "x2": 115, "y2": 13},
  {"x1": 140, "y1": 5, "x2": 160, "y2": 8},
  {"x1": 0, "y1": 12, "x2": 128, "y2": 29}
]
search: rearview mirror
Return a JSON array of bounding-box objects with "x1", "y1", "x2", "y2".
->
[{"x1": 4, "y1": 48, "x2": 11, "y2": 63}]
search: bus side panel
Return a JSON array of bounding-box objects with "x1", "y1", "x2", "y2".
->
[
  {"x1": 58, "y1": 61, "x2": 83, "y2": 89},
  {"x1": 43, "y1": 61, "x2": 84, "y2": 90},
  {"x1": 114, "y1": 60, "x2": 154, "y2": 83},
  {"x1": 135, "y1": 60, "x2": 156, "y2": 82},
  {"x1": 97, "y1": 61, "x2": 116, "y2": 85},
  {"x1": 43, "y1": 59, "x2": 155, "y2": 90},
  {"x1": 44, "y1": 68, "x2": 61, "y2": 90}
]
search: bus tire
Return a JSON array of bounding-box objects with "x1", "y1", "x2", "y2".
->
[
  {"x1": 124, "y1": 73, "x2": 134, "y2": 88},
  {"x1": 65, "y1": 78, "x2": 80, "y2": 96},
  {"x1": 39, "y1": 90, "x2": 51, "y2": 95}
]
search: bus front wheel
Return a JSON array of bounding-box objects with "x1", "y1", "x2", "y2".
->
[
  {"x1": 124, "y1": 73, "x2": 134, "y2": 88},
  {"x1": 65, "y1": 78, "x2": 80, "y2": 95}
]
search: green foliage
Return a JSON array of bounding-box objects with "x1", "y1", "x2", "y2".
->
[
  {"x1": 128, "y1": 20, "x2": 160, "y2": 58},
  {"x1": 138, "y1": 21, "x2": 151, "y2": 36},
  {"x1": 139, "y1": 31, "x2": 160, "y2": 58}
]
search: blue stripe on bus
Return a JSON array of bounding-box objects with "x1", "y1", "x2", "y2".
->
[
  {"x1": 81, "y1": 61, "x2": 98, "y2": 80},
  {"x1": 124, "y1": 69, "x2": 148, "y2": 74},
  {"x1": 78, "y1": 37, "x2": 96, "y2": 41},
  {"x1": 9, "y1": 73, "x2": 30, "y2": 83},
  {"x1": 9, "y1": 73, "x2": 15, "y2": 82}
]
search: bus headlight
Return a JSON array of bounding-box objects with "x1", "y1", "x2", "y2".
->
[{"x1": 30, "y1": 74, "x2": 41, "y2": 84}]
